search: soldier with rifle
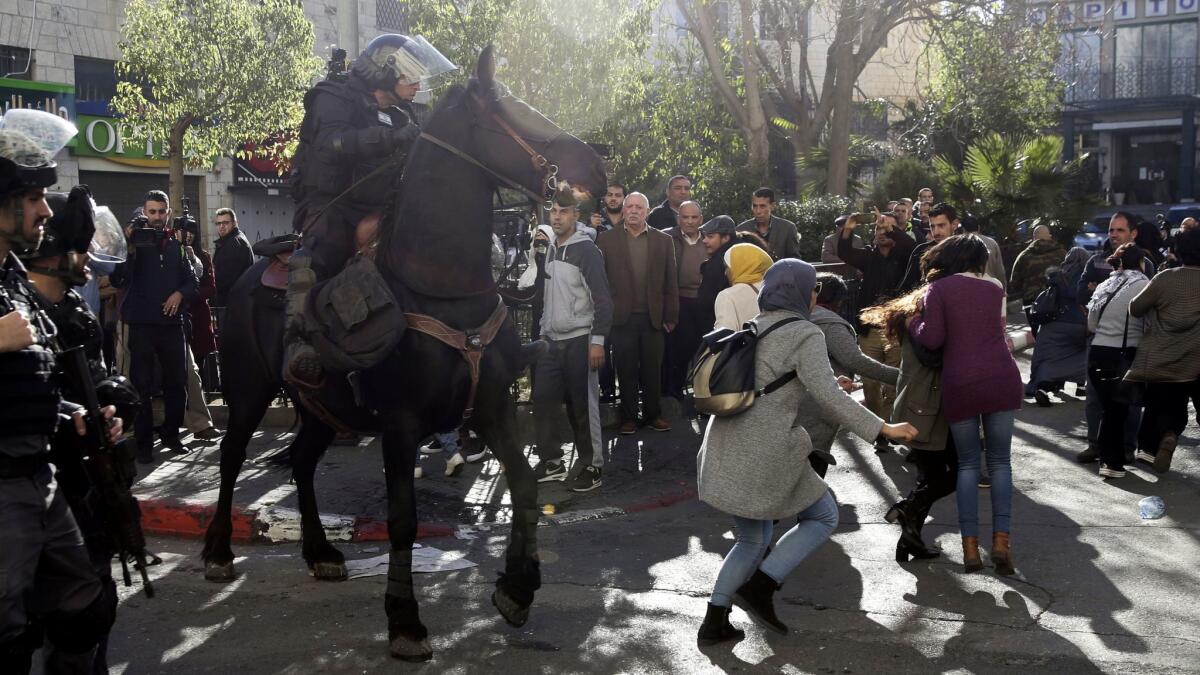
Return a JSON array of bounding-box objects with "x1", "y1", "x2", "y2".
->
[
  {"x1": 0, "y1": 113, "x2": 140, "y2": 673},
  {"x1": 19, "y1": 184, "x2": 154, "y2": 672}
]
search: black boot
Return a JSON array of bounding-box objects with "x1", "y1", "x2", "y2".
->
[
  {"x1": 734, "y1": 569, "x2": 788, "y2": 635},
  {"x1": 697, "y1": 603, "x2": 744, "y2": 645}
]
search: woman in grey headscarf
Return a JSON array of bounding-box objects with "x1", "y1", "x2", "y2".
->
[
  {"x1": 1025, "y1": 247, "x2": 1091, "y2": 405},
  {"x1": 695, "y1": 259, "x2": 916, "y2": 644}
]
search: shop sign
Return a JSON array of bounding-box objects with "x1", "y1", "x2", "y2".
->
[
  {"x1": 0, "y1": 79, "x2": 75, "y2": 121},
  {"x1": 233, "y1": 141, "x2": 290, "y2": 191},
  {"x1": 72, "y1": 114, "x2": 169, "y2": 168}
]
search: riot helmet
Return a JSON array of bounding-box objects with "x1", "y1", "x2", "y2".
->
[
  {"x1": 0, "y1": 110, "x2": 77, "y2": 254},
  {"x1": 350, "y1": 34, "x2": 457, "y2": 93},
  {"x1": 19, "y1": 185, "x2": 125, "y2": 286}
]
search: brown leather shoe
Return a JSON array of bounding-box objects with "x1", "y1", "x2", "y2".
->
[
  {"x1": 650, "y1": 418, "x2": 672, "y2": 432},
  {"x1": 619, "y1": 421, "x2": 638, "y2": 435},
  {"x1": 1153, "y1": 432, "x2": 1177, "y2": 474},
  {"x1": 962, "y1": 536, "x2": 983, "y2": 573},
  {"x1": 992, "y1": 532, "x2": 1015, "y2": 576}
]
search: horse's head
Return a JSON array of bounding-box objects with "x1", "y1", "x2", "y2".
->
[{"x1": 421, "y1": 46, "x2": 607, "y2": 203}]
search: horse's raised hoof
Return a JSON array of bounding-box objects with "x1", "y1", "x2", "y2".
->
[
  {"x1": 388, "y1": 635, "x2": 433, "y2": 662},
  {"x1": 492, "y1": 588, "x2": 531, "y2": 627},
  {"x1": 204, "y1": 561, "x2": 236, "y2": 582},
  {"x1": 308, "y1": 561, "x2": 348, "y2": 581}
]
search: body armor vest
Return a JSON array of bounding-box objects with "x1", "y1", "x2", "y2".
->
[{"x1": 0, "y1": 256, "x2": 62, "y2": 441}]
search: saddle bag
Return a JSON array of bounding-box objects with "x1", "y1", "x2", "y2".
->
[
  {"x1": 688, "y1": 317, "x2": 801, "y2": 417},
  {"x1": 306, "y1": 255, "x2": 406, "y2": 374}
]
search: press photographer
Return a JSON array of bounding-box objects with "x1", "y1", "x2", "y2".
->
[{"x1": 109, "y1": 189, "x2": 199, "y2": 463}]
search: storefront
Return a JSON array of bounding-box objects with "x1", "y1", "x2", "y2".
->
[
  {"x1": 229, "y1": 149, "x2": 296, "y2": 246},
  {"x1": 71, "y1": 113, "x2": 209, "y2": 235}
]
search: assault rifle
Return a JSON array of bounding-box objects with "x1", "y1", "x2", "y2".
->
[{"x1": 59, "y1": 346, "x2": 156, "y2": 598}]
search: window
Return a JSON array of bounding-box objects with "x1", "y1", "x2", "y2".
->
[
  {"x1": 75, "y1": 57, "x2": 118, "y2": 115},
  {"x1": 1115, "y1": 21, "x2": 1197, "y2": 98},
  {"x1": 758, "y1": 1, "x2": 807, "y2": 42},
  {"x1": 0, "y1": 45, "x2": 33, "y2": 80},
  {"x1": 1059, "y1": 30, "x2": 1101, "y2": 102},
  {"x1": 377, "y1": 0, "x2": 407, "y2": 31}
]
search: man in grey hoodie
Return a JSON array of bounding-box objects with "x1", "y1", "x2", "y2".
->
[{"x1": 531, "y1": 186, "x2": 614, "y2": 492}]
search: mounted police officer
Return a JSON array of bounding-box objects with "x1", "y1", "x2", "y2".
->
[
  {"x1": 0, "y1": 119, "x2": 123, "y2": 674},
  {"x1": 284, "y1": 34, "x2": 457, "y2": 388}
]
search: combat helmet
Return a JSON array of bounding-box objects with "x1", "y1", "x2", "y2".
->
[{"x1": 350, "y1": 34, "x2": 457, "y2": 91}]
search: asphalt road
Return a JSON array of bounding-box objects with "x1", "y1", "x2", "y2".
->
[{"x1": 84, "y1": 384, "x2": 1200, "y2": 674}]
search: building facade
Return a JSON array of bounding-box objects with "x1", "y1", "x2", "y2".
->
[
  {"x1": 1053, "y1": 0, "x2": 1200, "y2": 204},
  {"x1": 0, "y1": 0, "x2": 395, "y2": 247}
]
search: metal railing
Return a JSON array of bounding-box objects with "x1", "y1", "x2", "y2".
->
[{"x1": 1063, "y1": 58, "x2": 1199, "y2": 103}]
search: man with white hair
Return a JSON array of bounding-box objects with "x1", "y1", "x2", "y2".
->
[{"x1": 596, "y1": 192, "x2": 679, "y2": 434}]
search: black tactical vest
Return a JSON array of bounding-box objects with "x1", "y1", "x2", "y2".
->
[{"x1": 0, "y1": 256, "x2": 62, "y2": 440}]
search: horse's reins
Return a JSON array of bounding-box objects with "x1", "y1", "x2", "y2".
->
[{"x1": 405, "y1": 105, "x2": 562, "y2": 421}]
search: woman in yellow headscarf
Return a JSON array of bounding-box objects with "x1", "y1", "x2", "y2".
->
[{"x1": 713, "y1": 243, "x2": 773, "y2": 330}]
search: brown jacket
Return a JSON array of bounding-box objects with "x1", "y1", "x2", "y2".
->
[
  {"x1": 1126, "y1": 266, "x2": 1200, "y2": 382},
  {"x1": 596, "y1": 225, "x2": 680, "y2": 329}
]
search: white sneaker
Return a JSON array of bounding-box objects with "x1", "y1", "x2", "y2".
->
[
  {"x1": 414, "y1": 466, "x2": 424, "y2": 479},
  {"x1": 1134, "y1": 450, "x2": 1156, "y2": 465},
  {"x1": 419, "y1": 439, "x2": 444, "y2": 455},
  {"x1": 1099, "y1": 465, "x2": 1126, "y2": 479},
  {"x1": 445, "y1": 453, "x2": 465, "y2": 477},
  {"x1": 465, "y1": 446, "x2": 489, "y2": 463}
]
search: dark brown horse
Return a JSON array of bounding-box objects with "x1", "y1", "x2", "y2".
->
[{"x1": 200, "y1": 47, "x2": 605, "y2": 661}]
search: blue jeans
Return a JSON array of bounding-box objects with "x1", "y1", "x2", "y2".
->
[
  {"x1": 950, "y1": 411, "x2": 1015, "y2": 538},
  {"x1": 710, "y1": 490, "x2": 839, "y2": 607},
  {"x1": 434, "y1": 430, "x2": 460, "y2": 456}
]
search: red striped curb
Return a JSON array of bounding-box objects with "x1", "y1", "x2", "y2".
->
[
  {"x1": 138, "y1": 498, "x2": 455, "y2": 543},
  {"x1": 137, "y1": 480, "x2": 697, "y2": 543}
]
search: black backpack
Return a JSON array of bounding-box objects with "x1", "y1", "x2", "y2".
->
[
  {"x1": 1026, "y1": 273, "x2": 1065, "y2": 325},
  {"x1": 688, "y1": 317, "x2": 801, "y2": 417}
]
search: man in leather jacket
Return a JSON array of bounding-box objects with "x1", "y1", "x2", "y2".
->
[{"x1": 284, "y1": 34, "x2": 456, "y2": 388}]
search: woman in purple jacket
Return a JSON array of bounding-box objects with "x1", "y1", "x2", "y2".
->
[{"x1": 909, "y1": 235, "x2": 1023, "y2": 575}]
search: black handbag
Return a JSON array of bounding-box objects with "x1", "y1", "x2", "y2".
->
[
  {"x1": 1092, "y1": 278, "x2": 1143, "y2": 405},
  {"x1": 200, "y1": 351, "x2": 222, "y2": 394}
]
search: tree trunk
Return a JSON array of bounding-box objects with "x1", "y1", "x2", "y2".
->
[
  {"x1": 826, "y1": 42, "x2": 855, "y2": 197},
  {"x1": 167, "y1": 122, "x2": 187, "y2": 213},
  {"x1": 738, "y1": 0, "x2": 769, "y2": 183}
]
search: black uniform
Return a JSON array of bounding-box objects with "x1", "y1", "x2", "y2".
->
[
  {"x1": 0, "y1": 253, "x2": 113, "y2": 673},
  {"x1": 289, "y1": 76, "x2": 419, "y2": 278}
]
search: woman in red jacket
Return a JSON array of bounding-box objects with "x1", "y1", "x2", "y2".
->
[{"x1": 180, "y1": 225, "x2": 218, "y2": 362}]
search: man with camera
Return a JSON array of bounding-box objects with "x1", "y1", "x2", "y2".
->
[
  {"x1": 284, "y1": 34, "x2": 456, "y2": 389},
  {"x1": 0, "y1": 121, "x2": 123, "y2": 673},
  {"x1": 110, "y1": 190, "x2": 199, "y2": 463}
]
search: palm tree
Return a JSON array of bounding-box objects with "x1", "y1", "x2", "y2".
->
[{"x1": 933, "y1": 133, "x2": 1097, "y2": 243}]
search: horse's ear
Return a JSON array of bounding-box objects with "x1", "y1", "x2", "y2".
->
[{"x1": 476, "y1": 45, "x2": 496, "y2": 92}]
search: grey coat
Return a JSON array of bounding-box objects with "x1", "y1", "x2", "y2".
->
[
  {"x1": 809, "y1": 307, "x2": 899, "y2": 383},
  {"x1": 892, "y1": 330, "x2": 948, "y2": 451},
  {"x1": 805, "y1": 306, "x2": 899, "y2": 454},
  {"x1": 697, "y1": 310, "x2": 884, "y2": 520}
]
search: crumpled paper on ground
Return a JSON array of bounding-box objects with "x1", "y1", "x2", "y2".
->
[{"x1": 344, "y1": 544, "x2": 476, "y2": 579}]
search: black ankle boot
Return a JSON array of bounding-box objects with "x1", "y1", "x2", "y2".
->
[
  {"x1": 734, "y1": 569, "x2": 788, "y2": 634},
  {"x1": 891, "y1": 500, "x2": 932, "y2": 554},
  {"x1": 895, "y1": 537, "x2": 941, "y2": 562},
  {"x1": 697, "y1": 603, "x2": 744, "y2": 644}
]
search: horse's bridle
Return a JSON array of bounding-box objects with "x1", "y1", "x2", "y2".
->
[{"x1": 418, "y1": 96, "x2": 562, "y2": 206}]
